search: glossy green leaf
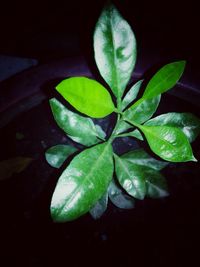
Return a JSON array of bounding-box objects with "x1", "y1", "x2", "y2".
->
[
  {"x1": 51, "y1": 142, "x2": 114, "y2": 222},
  {"x1": 45, "y1": 145, "x2": 77, "y2": 168},
  {"x1": 89, "y1": 192, "x2": 108, "y2": 219},
  {"x1": 56, "y1": 77, "x2": 115, "y2": 118},
  {"x1": 124, "y1": 95, "x2": 161, "y2": 124},
  {"x1": 116, "y1": 95, "x2": 160, "y2": 134},
  {"x1": 126, "y1": 129, "x2": 144, "y2": 141},
  {"x1": 121, "y1": 149, "x2": 168, "y2": 171},
  {"x1": 94, "y1": 3, "x2": 137, "y2": 99},
  {"x1": 145, "y1": 112, "x2": 200, "y2": 143},
  {"x1": 122, "y1": 80, "x2": 143, "y2": 111},
  {"x1": 143, "y1": 61, "x2": 186, "y2": 99},
  {"x1": 108, "y1": 180, "x2": 135, "y2": 209},
  {"x1": 95, "y1": 124, "x2": 106, "y2": 140},
  {"x1": 146, "y1": 171, "x2": 169, "y2": 198},
  {"x1": 138, "y1": 125, "x2": 196, "y2": 162},
  {"x1": 0, "y1": 157, "x2": 32, "y2": 180},
  {"x1": 50, "y1": 98, "x2": 102, "y2": 146},
  {"x1": 114, "y1": 154, "x2": 146, "y2": 199}
]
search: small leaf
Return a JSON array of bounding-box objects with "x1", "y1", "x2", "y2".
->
[
  {"x1": 108, "y1": 180, "x2": 135, "y2": 209},
  {"x1": 124, "y1": 95, "x2": 161, "y2": 124},
  {"x1": 0, "y1": 157, "x2": 32, "y2": 181},
  {"x1": 89, "y1": 192, "x2": 108, "y2": 219},
  {"x1": 94, "y1": 3, "x2": 137, "y2": 99},
  {"x1": 45, "y1": 145, "x2": 77, "y2": 168},
  {"x1": 51, "y1": 142, "x2": 114, "y2": 222},
  {"x1": 138, "y1": 125, "x2": 196, "y2": 162},
  {"x1": 122, "y1": 80, "x2": 143, "y2": 111},
  {"x1": 145, "y1": 112, "x2": 200, "y2": 143},
  {"x1": 95, "y1": 124, "x2": 106, "y2": 140},
  {"x1": 146, "y1": 171, "x2": 169, "y2": 198},
  {"x1": 114, "y1": 154, "x2": 146, "y2": 200},
  {"x1": 56, "y1": 77, "x2": 115, "y2": 118},
  {"x1": 126, "y1": 129, "x2": 144, "y2": 141},
  {"x1": 121, "y1": 149, "x2": 168, "y2": 170},
  {"x1": 50, "y1": 98, "x2": 102, "y2": 146},
  {"x1": 143, "y1": 61, "x2": 186, "y2": 99},
  {"x1": 116, "y1": 95, "x2": 160, "y2": 134}
]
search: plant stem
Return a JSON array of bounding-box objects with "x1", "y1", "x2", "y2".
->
[{"x1": 108, "y1": 113, "x2": 121, "y2": 143}]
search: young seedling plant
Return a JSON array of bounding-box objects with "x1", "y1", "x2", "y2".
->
[{"x1": 45, "y1": 3, "x2": 200, "y2": 222}]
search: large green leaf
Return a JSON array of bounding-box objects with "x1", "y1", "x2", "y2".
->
[
  {"x1": 94, "y1": 3, "x2": 137, "y2": 99},
  {"x1": 51, "y1": 142, "x2": 114, "y2": 222},
  {"x1": 138, "y1": 125, "x2": 196, "y2": 162},
  {"x1": 145, "y1": 112, "x2": 200, "y2": 143},
  {"x1": 89, "y1": 192, "x2": 108, "y2": 219},
  {"x1": 108, "y1": 180, "x2": 135, "y2": 209},
  {"x1": 142, "y1": 61, "x2": 186, "y2": 99},
  {"x1": 146, "y1": 171, "x2": 169, "y2": 198},
  {"x1": 50, "y1": 98, "x2": 103, "y2": 146},
  {"x1": 114, "y1": 154, "x2": 146, "y2": 199},
  {"x1": 116, "y1": 95, "x2": 160, "y2": 134},
  {"x1": 45, "y1": 145, "x2": 77, "y2": 168},
  {"x1": 56, "y1": 77, "x2": 115, "y2": 118},
  {"x1": 122, "y1": 80, "x2": 143, "y2": 111},
  {"x1": 121, "y1": 149, "x2": 168, "y2": 170}
]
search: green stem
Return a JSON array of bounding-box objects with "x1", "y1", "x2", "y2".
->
[{"x1": 117, "y1": 96, "x2": 122, "y2": 113}]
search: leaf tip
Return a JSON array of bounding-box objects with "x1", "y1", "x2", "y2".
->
[{"x1": 191, "y1": 156, "x2": 198, "y2": 162}]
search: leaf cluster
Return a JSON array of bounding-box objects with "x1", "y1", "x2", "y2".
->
[{"x1": 45, "y1": 3, "x2": 200, "y2": 222}]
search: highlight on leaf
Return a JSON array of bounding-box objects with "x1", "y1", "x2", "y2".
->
[{"x1": 45, "y1": 144, "x2": 77, "y2": 168}]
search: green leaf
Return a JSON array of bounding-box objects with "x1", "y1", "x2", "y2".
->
[
  {"x1": 95, "y1": 124, "x2": 106, "y2": 140},
  {"x1": 121, "y1": 149, "x2": 168, "y2": 170},
  {"x1": 0, "y1": 157, "x2": 33, "y2": 180},
  {"x1": 89, "y1": 192, "x2": 108, "y2": 219},
  {"x1": 108, "y1": 180, "x2": 135, "y2": 209},
  {"x1": 145, "y1": 112, "x2": 200, "y2": 143},
  {"x1": 125, "y1": 129, "x2": 144, "y2": 141},
  {"x1": 124, "y1": 95, "x2": 161, "y2": 124},
  {"x1": 94, "y1": 3, "x2": 137, "y2": 99},
  {"x1": 138, "y1": 125, "x2": 196, "y2": 162},
  {"x1": 56, "y1": 77, "x2": 115, "y2": 118},
  {"x1": 51, "y1": 142, "x2": 114, "y2": 222},
  {"x1": 146, "y1": 171, "x2": 169, "y2": 198},
  {"x1": 114, "y1": 154, "x2": 146, "y2": 200},
  {"x1": 116, "y1": 95, "x2": 160, "y2": 134},
  {"x1": 122, "y1": 80, "x2": 143, "y2": 111},
  {"x1": 143, "y1": 61, "x2": 186, "y2": 99},
  {"x1": 50, "y1": 98, "x2": 102, "y2": 146},
  {"x1": 45, "y1": 145, "x2": 77, "y2": 168}
]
